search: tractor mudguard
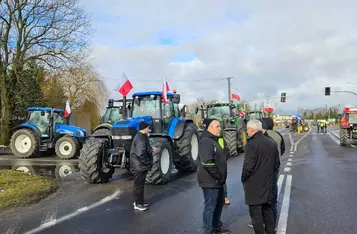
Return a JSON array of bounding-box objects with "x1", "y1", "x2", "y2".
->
[
  {"x1": 171, "y1": 119, "x2": 194, "y2": 140},
  {"x1": 12, "y1": 123, "x2": 41, "y2": 141},
  {"x1": 92, "y1": 123, "x2": 112, "y2": 133}
]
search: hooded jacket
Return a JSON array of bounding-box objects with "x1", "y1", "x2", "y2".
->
[{"x1": 197, "y1": 130, "x2": 227, "y2": 188}]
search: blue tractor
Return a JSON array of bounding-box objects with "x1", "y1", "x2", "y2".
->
[
  {"x1": 10, "y1": 107, "x2": 87, "y2": 159},
  {"x1": 79, "y1": 91, "x2": 199, "y2": 184}
]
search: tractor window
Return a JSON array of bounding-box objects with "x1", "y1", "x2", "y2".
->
[
  {"x1": 132, "y1": 96, "x2": 161, "y2": 118},
  {"x1": 173, "y1": 103, "x2": 180, "y2": 117},
  {"x1": 207, "y1": 106, "x2": 230, "y2": 118},
  {"x1": 162, "y1": 99, "x2": 174, "y2": 118},
  {"x1": 27, "y1": 110, "x2": 50, "y2": 136},
  {"x1": 349, "y1": 114, "x2": 357, "y2": 123},
  {"x1": 52, "y1": 112, "x2": 64, "y2": 125},
  {"x1": 102, "y1": 108, "x2": 122, "y2": 123}
]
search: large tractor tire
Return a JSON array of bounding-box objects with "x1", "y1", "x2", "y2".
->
[
  {"x1": 92, "y1": 128, "x2": 111, "y2": 136},
  {"x1": 224, "y1": 130, "x2": 238, "y2": 157},
  {"x1": 10, "y1": 129, "x2": 40, "y2": 158},
  {"x1": 78, "y1": 137, "x2": 114, "y2": 183},
  {"x1": 174, "y1": 122, "x2": 199, "y2": 172},
  {"x1": 303, "y1": 125, "x2": 310, "y2": 132},
  {"x1": 55, "y1": 136, "x2": 80, "y2": 159},
  {"x1": 146, "y1": 138, "x2": 173, "y2": 184},
  {"x1": 340, "y1": 128, "x2": 349, "y2": 146}
]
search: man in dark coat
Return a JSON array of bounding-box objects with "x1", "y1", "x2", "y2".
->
[
  {"x1": 242, "y1": 120, "x2": 280, "y2": 234},
  {"x1": 130, "y1": 121, "x2": 155, "y2": 211},
  {"x1": 198, "y1": 118, "x2": 230, "y2": 234}
]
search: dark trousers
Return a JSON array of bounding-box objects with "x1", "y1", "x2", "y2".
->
[
  {"x1": 249, "y1": 204, "x2": 275, "y2": 234},
  {"x1": 202, "y1": 187, "x2": 224, "y2": 234},
  {"x1": 133, "y1": 171, "x2": 148, "y2": 204},
  {"x1": 272, "y1": 171, "x2": 279, "y2": 226}
]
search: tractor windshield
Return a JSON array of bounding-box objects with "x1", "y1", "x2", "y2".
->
[
  {"x1": 247, "y1": 112, "x2": 262, "y2": 120},
  {"x1": 207, "y1": 106, "x2": 230, "y2": 118},
  {"x1": 102, "y1": 108, "x2": 122, "y2": 123},
  {"x1": 132, "y1": 96, "x2": 161, "y2": 118}
]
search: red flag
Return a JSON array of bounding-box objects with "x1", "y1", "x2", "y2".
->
[
  {"x1": 264, "y1": 107, "x2": 274, "y2": 113},
  {"x1": 162, "y1": 77, "x2": 169, "y2": 104},
  {"x1": 64, "y1": 100, "x2": 71, "y2": 118},
  {"x1": 118, "y1": 73, "x2": 133, "y2": 96},
  {"x1": 231, "y1": 92, "x2": 240, "y2": 101}
]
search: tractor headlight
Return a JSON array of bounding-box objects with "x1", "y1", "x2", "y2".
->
[{"x1": 76, "y1": 130, "x2": 84, "y2": 136}]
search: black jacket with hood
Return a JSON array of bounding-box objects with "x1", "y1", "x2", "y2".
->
[
  {"x1": 197, "y1": 130, "x2": 227, "y2": 188},
  {"x1": 130, "y1": 131, "x2": 153, "y2": 172}
]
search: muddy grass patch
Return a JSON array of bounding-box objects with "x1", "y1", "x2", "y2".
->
[{"x1": 0, "y1": 169, "x2": 57, "y2": 212}]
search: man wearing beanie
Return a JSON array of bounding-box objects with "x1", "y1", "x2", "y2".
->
[
  {"x1": 130, "y1": 121, "x2": 156, "y2": 211},
  {"x1": 198, "y1": 118, "x2": 230, "y2": 234}
]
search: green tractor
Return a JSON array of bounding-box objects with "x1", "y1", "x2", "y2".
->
[
  {"x1": 245, "y1": 110, "x2": 264, "y2": 121},
  {"x1": 92, "y1": 98, "x2": 133, "y2": 135},
  {"x1": 195, "y1": 102, "x2": 247, "y2": 157}
]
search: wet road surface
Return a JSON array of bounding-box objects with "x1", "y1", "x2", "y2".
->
[{"x1": 2, "y1": 127, "x2": 357, "y2": 234}]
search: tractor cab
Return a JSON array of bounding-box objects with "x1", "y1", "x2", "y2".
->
[
  {"x1": 340, "y1": 107, "x2": 357, "y2": 127},
  {"x1": 246, "y1": 111, "x2": 264, "y2": 121},
  {"x1": 101, "y1": 99, "x2": 133, "y2": 124}
]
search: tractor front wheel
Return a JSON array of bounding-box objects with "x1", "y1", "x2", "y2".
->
[
  {"x1": 174, "y1": 122, "x2": 199, "y2": 172},
  {"x1": 10, "y1": 129, "x2": 39, "y2": 158},
  {"x1": 224, "y1": 130, "x2": 238, "y2": 157},
  {"x1": 78, "y1": 137, "x2": 114, "y2": 183},
  {"x1": 146, "y1": 138, "x2": 173, "y2": 184},
  {"x1": 55, "y1": 136, "x2": 80, "y2": 159},
  {"x1": 340, "y1": 128, "x2": 349, "y2": 146}
]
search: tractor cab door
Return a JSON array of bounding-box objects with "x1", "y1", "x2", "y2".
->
[
  {"x1": 28, "y1": 110, "x2": 51, "y2": 138},
  {"x1": 51, "y1": 112, "x2": 65, "y2": 134},
  {"x1": 162, "y1": 99, "x2": 175, "y2": 134}
]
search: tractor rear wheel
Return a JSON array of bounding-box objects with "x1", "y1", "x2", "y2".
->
[
  {"x1": 55, "y1": 136, "x2": 79, "y2": 159},
  {"x1": 78, "y1": 137, "x2": 114, "y2": 183},
  {"x1": 224, "y1": 130, "x2": 238, "y2": 157},
  {"x1": 174, "y1": 122, "x2": 199, "y2": 172},
  {"x1": 146, "y1": 138, "x2": 173, "y2": 184},
  {"x1": 340, "y1": 128, "x2": 349, "y2": 146},
  {"x1": 10, "y1": 129, "x2": 39, "y2": 158}
]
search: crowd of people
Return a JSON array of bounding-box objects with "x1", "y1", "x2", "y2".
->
[{"x1": 129, "y1": 117, "x2": 285, "y2": 234}]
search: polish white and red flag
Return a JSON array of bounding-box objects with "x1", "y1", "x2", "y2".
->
[
  {"x1": 231, "y1": 90, "x2": 241, "y2": 101},
  {"x1": 64, "y1": 100, "x2": 71, "y2": 118},
  {"x1": 162, "y1": 77, "x2": 170, "y2": 104},
  {"x1": 118, "y1": 72, "x2": 133, "y2": 96}
]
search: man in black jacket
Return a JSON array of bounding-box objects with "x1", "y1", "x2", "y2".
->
[
  {"x1": 242, "y1": 120, "x2": 280, "y2": 234},
  {"x1": 130, "y1": 121, "x2": 155, "y2": 211},
  {"x1": 198, "y1": 118, "x2": 230, "y2": 234}
]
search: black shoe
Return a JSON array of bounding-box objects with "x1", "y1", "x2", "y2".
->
[
  {"x1": 213, "y1": 228, "x2": 231, "y2": 234},
  {"x1": 133, "y1": 203, "x2": 148, "y2": 211},
  {"x1": 133, "y1": 202, "x2": 150, "y2": 207}
]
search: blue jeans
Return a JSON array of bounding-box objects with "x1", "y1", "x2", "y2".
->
[
  {"x1": 202, "y1": 187, "x2": 224, "y2": 234},
  {"x1": 272, "y1": 171, "x2": 279, "y2": 226}
]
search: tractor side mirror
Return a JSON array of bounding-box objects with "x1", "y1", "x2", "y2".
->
[
  {"x1": 194, "y1": 107, "x2": 199, "y2": 115},
  {"x1": 108, "y1": 99, "x2": 114, "y2": 108},
  {"x1": 41, "y1": 111, "x2": 45, "y2": 116},
  {"x1": 173, "y1": 94, "x2": 180, "y2": 104},
  {"x1": 181, "y1": 105, "x2": 187, "y2": 118}
]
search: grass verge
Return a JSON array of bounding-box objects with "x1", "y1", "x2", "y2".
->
[{"x1": 0, "y1": 169, "x2": 57, "y2": 212}]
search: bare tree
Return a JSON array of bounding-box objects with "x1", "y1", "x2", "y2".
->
[{"x1": 0, "y1": 0, "x2": 92, "y2": 143}]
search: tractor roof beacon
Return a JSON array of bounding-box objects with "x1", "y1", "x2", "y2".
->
[
  {"x1": 195, "y1": 101, "x2": 247, "y2": 158},
  {"x1": 78, "y1": 91, "x2": 199, "y2": 185},
  {"x1": 10, "y1": 107, "x2": 87, "y2": 159},
  {"x1": 339, "y1": 107, "x2": 357, "y2": 146},
  {"x1": 91, "y1": 98, "x2": 133, "y2": 136}
]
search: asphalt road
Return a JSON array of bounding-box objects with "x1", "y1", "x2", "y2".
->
[{"x1": 2, "y1": 126, "x2": 357, "y2": 234}]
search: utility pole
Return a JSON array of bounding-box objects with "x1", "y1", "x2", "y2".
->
[{"x1": 226, "y1": 77, "x2": 234, "y2": 102}]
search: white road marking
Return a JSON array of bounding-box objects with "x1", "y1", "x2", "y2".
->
[
  {"x1": 24, "y1": 189, "x2": 122, "y2": 234},
  {"x1": 288, "y1": 133, "x2": 294, "y2": 152},
  {"x1": 328, "y1": 130, "x2": 340, "y2": 139},
  {"x1": 289, "y1": 155, "x2": 293, "y2": 158},
  {"x1": 288, "y1": 158, "x2": 292, "y2": 162},
  {"x1": 40, "y1": 207, "x2": 57, "y2": 228},
  {"x1": 277, "y1": 174, "x2": 285, "y2": 197},
  {"x1": 277, "y1": 175, "x2": 292, "y2": 234},
  {"x1": 327, "y1": 132, "x2": 341, "y2": 145},
  {"x1": 284, "y1": 167, "x2": 291, "y2": 172},
  {"x1": 5, "y1": 222, "x2": 22, "y2": 234},
  {"x1": 294, "y1": 128, "x2": 311, "y2": 151},
  {"x1": 286, "y1": 162, "x2": 292, "y2": 166}
]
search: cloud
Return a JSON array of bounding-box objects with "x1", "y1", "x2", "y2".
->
[{"x1": 81, "y1": 0, "x2": 357, "y2": 113}]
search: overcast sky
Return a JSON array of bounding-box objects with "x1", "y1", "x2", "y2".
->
[{"x1": 80, "y1": 0, "x2": 357, "y2": 114}]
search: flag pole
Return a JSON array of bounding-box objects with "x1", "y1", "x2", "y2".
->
[{"x1": 122, "y1": 95, "x2": 127, "y2": 119}]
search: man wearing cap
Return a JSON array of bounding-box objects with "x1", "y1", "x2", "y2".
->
[
  {"x1": 198, "y1": 118, "x2": 230, "y2": 234},
  {"x1": 130, "y1": 121, "x2": 156, "y2": 211}
]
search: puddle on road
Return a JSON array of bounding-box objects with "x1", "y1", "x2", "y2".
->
[{"x1": 0, "y1": 162, "x2": 80, "y2": 180}]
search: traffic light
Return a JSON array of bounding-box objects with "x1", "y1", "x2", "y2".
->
[
  {"x1": 280, "y1": 92, "x2": 286, "y2": 102},
  {"x1": 325, "y1": 87, "x2": 330, "y2": 96}
]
